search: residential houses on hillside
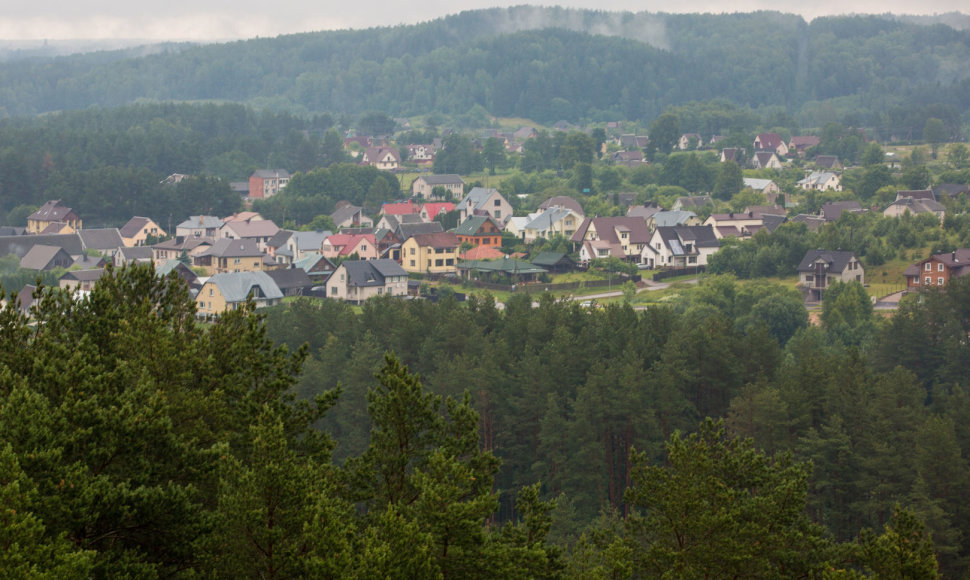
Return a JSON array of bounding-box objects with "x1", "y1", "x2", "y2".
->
[
  {"x1": 329, "y1": 259, "x2": 409, "y2": 303},
  {"x1": 120, "y1": 216, "x2": 166, "y2": 247},
  {"x1": 641, "y1": 225, "x2": 720, "y2": 269},
  {"x1": 457, "y1": 187, "x2": 513, "y2": 225},
  {"x1": 571, "y1": 217, "x2": 652, "y2": 264},
  {"x1": 412, "y1": 174, "x2": 464, "y2": 199},
  {"x1": 27, "y1": 201, "x2": 82, "y2": 234},
  {"x1": 904, "y1": 249, "x2": 970, "y2": 289},
  {"x1": 248, "y1": 169, "x2": 290, "y2": 199},
  {"x1": 797, "y1": 250, "x2": 865, "y2": 301},
  {"x1": 401, "y1": 232, "x2": 460, "y2": 274}
]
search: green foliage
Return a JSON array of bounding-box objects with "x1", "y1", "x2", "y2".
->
[
  {"x1": 625, "y1": 419, "x2": 835, "y2": 578},
  {"x1": 821, "y1": 281, "x2": 874, "y2": 347},
  {"x1": 858, "y1": 506, "x2": 940, "y2": 579}
]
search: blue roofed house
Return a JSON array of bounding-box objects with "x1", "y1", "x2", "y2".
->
[{"x1": 196, "y1": 271, "x2": 283, "y2": 316}]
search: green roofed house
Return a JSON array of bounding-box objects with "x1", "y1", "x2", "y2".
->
[
  {"x1": 530, "y1": 251, "x2": 575, "y2": 273},
  {"x1": 459, "y1": 257, "x2": 547, "y2": 284}
]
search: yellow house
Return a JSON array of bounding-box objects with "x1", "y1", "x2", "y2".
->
[
  {"x1": 195, "y1": 271, "x2": 283, "y2": 316},
  {"x1": 401, "y1": 232, "x2": 460, "y2": 274},
  {"x1": 193, "y1": 238, "x2": 265, "y2": 275},
  {"x1": 120, "y1": 216, "x2": 167, "y2": 247},
  {"x1": 27, "y1": 201, "x2": 82, "y2": 234}
]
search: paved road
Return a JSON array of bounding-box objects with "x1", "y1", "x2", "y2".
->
[{"x1": 563, "y1": 277, "x2": 700, "y2": 303}]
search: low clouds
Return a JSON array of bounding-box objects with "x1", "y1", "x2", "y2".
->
[{"x1": 0, "y1": 0, "x2": 964, "y2": 41}]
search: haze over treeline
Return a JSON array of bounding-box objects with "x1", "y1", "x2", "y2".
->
[{"x1": 0, "y1": 7, "x2": 968, "y2": 128}]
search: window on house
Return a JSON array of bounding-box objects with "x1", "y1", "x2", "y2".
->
[
  {"x1": 483, "y1": 238, "x2": 490, "y2": 244},
  {"x1": 234, "y1": 258, "x2": 241, "y2": 264},
  {"x1": 806, "y1": 275, "x2": 814, "y2": 282},
  {"x1": 331, "y1": 287, "x2": 337, "y2": 295},
  {"x1": 939, "y1": 277, "x2": 945, "y2": 285},
  {"x1": 925, "y1": 277, "x2": 932, "y2": 285},
  {"x1": 209, "y1": 288, "x2": 213, "y2": 296},
  {"x1": 410, "y1": 248, "x2": 415, "y2": 255},
  {"x1": 938, "y1": 263, "x2": 945, "y2": 272},
  {"x1": 925, "y1": 263, "x2": 932, "y2": 271},
  {"x1": 446, "y1": 259, "x2": 454, "y2": 266},
  {"x1": 494, "y1": 199, "x2": 501, "y2": 206},
  {"x1": 410, "y1": 260, "x2": 415, "y2": 267},
  {"x1": 378, "y1": 288, "x2": 383, "y2": 294},
  {"x1": 435, "y1": 259, "x2": 443, "y2": 267},
  {"x1": 688, "y1": 256, "x2": 697, "y2": 264}
]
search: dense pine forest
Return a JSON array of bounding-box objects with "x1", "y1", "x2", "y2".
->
[
  {"x1": 0, "y1": 8, "x2": 969, "y2": 129},
  {"x1": 0, "y1": 265, "x2": 956, "y2": 577}
]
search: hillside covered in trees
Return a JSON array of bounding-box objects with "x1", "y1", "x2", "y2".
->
[
  {"x1": 0, "y1": 7, "x2": 968, "y2": 131},
  {"x1": 0, "y1": 265, "x2": 950, "y2": 577}
]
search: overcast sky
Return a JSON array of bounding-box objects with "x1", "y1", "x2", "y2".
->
[{"x1": 0, "y1": 1, "x2": 965, "y2": 41}]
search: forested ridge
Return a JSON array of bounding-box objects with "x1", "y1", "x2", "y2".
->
[
  {"x1": 0, "y1": 264, "x2": 955, "y2": 577},
  {"x1": 0, "y1": 7, "x2": 969, "y2": 127}
]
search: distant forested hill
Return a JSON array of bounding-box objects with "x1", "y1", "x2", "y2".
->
[{"x1": 0, "y1": 7, "x2": 968, "y2": 126}]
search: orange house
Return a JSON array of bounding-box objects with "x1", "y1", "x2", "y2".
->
[{"x1": 453, "y1": 215, "x2": 503, "y2": 248}]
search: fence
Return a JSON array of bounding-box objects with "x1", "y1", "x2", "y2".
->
[
  {"x1": 456, "y1": 275, "x2": 639, "y2": 293},
  {"x1": 652, "y1": 266, "x2": 706, "y2": 282}
]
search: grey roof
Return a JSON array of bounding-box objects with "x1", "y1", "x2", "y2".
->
[
  {"x1": 177, "y1": 215, "x2": 223, "y2": 230},
  {"x1": 289, "y1": 230, "x2": 330, "y2": 252},
  {"x1": 118, "y1": 246, "x2": 154, "y2": 261},
  {"x1": 157, "y1": 259, "x2": 197, "y2": 279},
  {"x1": 265, "y1": 268, "x2": 313, "y2": 291},
  {"x1": 293, "y1": 253, "x2": 336, "y2": 274},
  {"x1": 120, "y1": 216, "x2": 154, "y2": 238},
  {"x1": 457, "y1": 187, "x2": 500, "y2": 212},
  {"x1": 416, "y1": 174, "x2": 464, "y2": 185},
  {"x1": 330, "y1": 204, "x2": 365, "y2": 225},
  {"x1": 341, "y1": 259, "x2": 408, "y2": 288},
  {"x1": 652, "y1": 210, "x2": 697, "y2": 228},
  {"x1": 790, "y1": 214, "x2": 828, "y2": 232},
  {"x1": 0, "y1": 233, "x2": 83, "y2": 259},
  {"x1": 252, "y1": 169, "x2": 291, "y2": 179},
  {"x1": 20, "y1": 245, "x2": 72, "y2": 270},
  {"x1": 266, "y1": 229, "x2": 294, "y2": 250},
  {"x1": 656, "y1": 226, "x2": 720, "y2": 255},
  {"x1": 454, "y1": 215, "x2": 498, "y2": 236},
  {"x1": 820, "y1": 201, "x2": 863, "y2": 221},
  {"x1": 28, "y1": 200, "x2": 76, "y2": 222},
  {"x1": 199, "y1": 238, "x2": 262, "y2": 258},
  {"x1": 797, "y1": 250, "x2": 859, "y2": 273},
  {"x1": 398, "y1": 221, "x2": 444, "y2": 240},
  {"x1": 523, "y1": 208, "x2": 571, "y2": 233},
  {"x1": 762, "y1": 214, "x2": 787, "y2": 233},
  {"x1": 675, "y1": 195, "x2": 712, "y2": 208},
  {"x1": 78, "y1": 228, "x2": 124, "y2": 251},
  {"x1": 72, "y1": 255, "x2": 108, "y2": 269},
  {"x1": 0, "y1": 226, "x2": 26, "y2": 236},
  {"x1": 61, "y1": 269, "x2": 106, "y2": 282},
  {"x1": 743, "y1": 178, "x2": 776, "y2": 191},
  {"x1": 207, "y1": 271, "x2": 283, "y2": 302},
  {"x1": 537, "y1": 195, "x2": 584, "y2": 216},
  {"x1": 797, "y1": 171, "x2": 839, "y2": 188}
]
